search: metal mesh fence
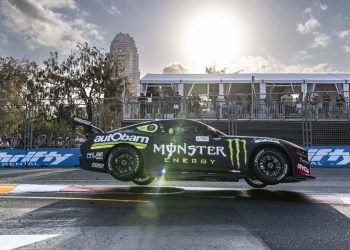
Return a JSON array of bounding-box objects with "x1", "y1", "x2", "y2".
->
[{"x1": 0, "y1": 92, "x2": 349, "y2": 148}]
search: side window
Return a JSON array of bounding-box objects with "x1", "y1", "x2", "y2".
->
[
  {"x1": 162, "y1": 121, "x2": 208, "y2": 136},
  {"x1": 136, "y1": 123, "x2": 159, "y2": 133}
]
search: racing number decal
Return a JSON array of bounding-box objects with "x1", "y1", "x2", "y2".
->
[{"x1": 226, "y1": 139, "x2": 247, "y2": 168}]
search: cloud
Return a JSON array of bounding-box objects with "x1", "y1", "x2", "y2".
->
[
  {"x1": 311, "y1": 32, "x2": 331, "y2": 48},
  {"x1": 234, "y1": 55, "x2": 283, "y2": 72},
  {"x1": 337, "y1": 30, "x2": 350, "y2": 39},
  {"x1": 297, "y1": 16, "x2": 321, "y2": 34},
  {"x1": 0, "y1": 0, "x2": 103, "y2": 54},
  {"x1": 293, "y1": 50, "x2": 312, "y2": 61},
  {"x1": 343, "y1": 46, "x2": 350, "y2": 53},
  {"x1": 317, "y1": 2, "x2": 328, "y2": 11},
  {"x1": 163, "y1": 62, "x2": 188, "y2": 73},
  {"x1": 36, "y1": 0, "x2": 77, "y2": 10},
  {"x1": 233, "y1": 55, "x2": 335, "y2": 73},
  {"x1": 285, "y1": 63, "x2": 334, "y2": 73},
  {"x1": 302, "y1": 8, "x2": 312, "y2": 14},
  {"x1": 108, "y1": 4, "x2": 121, "y2": 15},
  {"x1": 0, "y1": 34, "x2": 9, "y2": 45}
]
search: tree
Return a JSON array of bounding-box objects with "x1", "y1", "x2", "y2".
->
[
  {"x1": 40, "y1": 42, "x2": 124, "y2": 123},
  {"x1": 0, "y1": 57, "x2": 43, "y2": 136},
  {"x1": 205, "y1": 63, "x2": 227, "y2": 74}
]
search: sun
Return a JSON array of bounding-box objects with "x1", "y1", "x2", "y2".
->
[{"x1": 183, "y1": 8, "x2": 247, "y2": 71}]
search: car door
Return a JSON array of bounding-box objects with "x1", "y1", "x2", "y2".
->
[{"x1": 150, "y1": 120, "x2": 233, "y2": 173}]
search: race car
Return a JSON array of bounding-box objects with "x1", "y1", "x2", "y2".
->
[{"x1": 74, "y1": 117, "x2": 314, "y2": 188}]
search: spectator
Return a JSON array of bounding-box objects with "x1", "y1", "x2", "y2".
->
[
  {"x1": 160, "y1": 90, "x2": 170, "y2": 116},
  {"x1": 10, "y1": 133, "x2": 21, "y2": 148},
  {"x1": 336, "y1": 94, "x2": 345, "y2": 118},
  {"x1": 138, "y1": 93, "x2": 147, "y2": 118},
  {"x1": 56, "y1": 137, "x2": 64, "y2": 148},
  {"x1": 281, "y1": 93, "x2": 293, "y2": 118},
  {"x1": 0, "y1": 135, "x2": 10, "y2": 149},
  {"x1": 75, "y1": 133, "x2": 85, "y2": 148},
  {"x1": 173, "y1": 91, "x2": 182, "y2": 118},
  {"x1": 322, "y1": 92, "x2": 331, "y2": 118},
  {"x1": 47, "y1": 135, "x2": 56, "y2": 148},
  {"x1": 37, "y1": 134, "x2": 47, "y2": 148}
]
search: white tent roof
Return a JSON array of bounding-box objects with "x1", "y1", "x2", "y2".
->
[{"x1": 140, "y1": 73, "x2": 350, "y2": 85}]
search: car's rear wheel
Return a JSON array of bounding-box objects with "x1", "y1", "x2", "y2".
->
[
  {"x1": 107, "y1": 146, "x2": 141, "y2": 181},
  {"x1": 132, "y1": 176, "x2": 156, "y2": 185},
  {"x1": 244, "y1": 177, "x2": 267, "y2": 188},
  {"x1": 251, "y1": 148, "x2": 289, "y2": 185}
]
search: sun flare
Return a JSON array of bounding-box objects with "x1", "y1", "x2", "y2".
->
[{"x1": 183, "y1": 8, "x2": 246, "y2": 70}]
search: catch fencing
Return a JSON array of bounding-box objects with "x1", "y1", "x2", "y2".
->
[{"x1": 0, "y1": 91, "x2": 350, "y2": 149}]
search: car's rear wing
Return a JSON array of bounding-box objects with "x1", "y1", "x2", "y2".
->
[{"x1": 72, "y1": 116, "x2": 103, "y2": 134}]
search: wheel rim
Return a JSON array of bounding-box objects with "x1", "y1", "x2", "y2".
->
[
  {"x1": 112, "y1": 150, "x2": 137, "y2": 176},
  {"x1": 257, "y1": 152, "x2": 285, "y2": 179}
]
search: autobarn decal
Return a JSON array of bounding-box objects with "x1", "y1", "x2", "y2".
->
[
  {"x1": 94, "y1": 133, "x2": 149, "y2": 144},
  {"x1": 91, "y1": 133, "x2": 149, "y2": 150},
  {"x1": 226, "y1": 139, "x2": 247, "y2": 168}
]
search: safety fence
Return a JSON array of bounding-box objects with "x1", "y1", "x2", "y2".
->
[{"x1": 0, "y1": 92, "x2": 349, "y2": 149}]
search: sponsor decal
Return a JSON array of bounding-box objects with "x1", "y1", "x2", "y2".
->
[
  {"x1": 86, "y1": 152, "x2": 103, "y2": 160},
  {"x1": 164, "y1": 157, "x2": 216, "y2": 165},
  {"x1": 308, "y1": 148, "x2": 350, "y2": 167},
  {"x1": 0, "y1": 151, "x2": 74, "y2": 166},
  {"x1": 153, "y1": 143, "x2": 226, "y2": 157},
  {"x1": 153, "y1": 143, "x2": 225, "y2": 166},
  {"x1": 94, "y1": 133, "x2": 149, "y2": 144},
  {"x1": 297, "y1": 164, "x2": 310, "y2": 175},
  {"x1": 226, "y1": 139, "x2": 247, "y2": 168},
  {"x1": 73, "y1": 117, "x2": 91, "y2": 126},
  {"x1": 91, "y1": 162, "x2": 104, "y2": 169},
  {"x1": 91, "y1": 133, "x2": 149, "y2": 150},
  {"x1": 254, "y1": 138, "x2": 280, "y2": 144},
  {"x1": 137, "y1": 124, "x2": 158, "y2": 133},
  {"x1": 196, "y1": 136, "x2": 210, "y2": 142}
]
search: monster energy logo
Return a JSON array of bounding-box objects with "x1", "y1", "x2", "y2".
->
[{"x1": 227, "y1": 139, "x2": 247, "y2": 168}]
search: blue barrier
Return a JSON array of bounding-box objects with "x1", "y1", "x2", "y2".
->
[
  {"x1": 1, "y1": 146, "x2": 350, "y2": 168},
  {"x1": 307, "y1": 146, "x2": 350, "y2": 168},
  {"x1": 0, "y1": 149, "x2": 80, "y2": 168}
]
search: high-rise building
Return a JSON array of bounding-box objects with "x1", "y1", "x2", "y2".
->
[{"x1": 110, "y1": 32, "x2": 140, "y2": 96}]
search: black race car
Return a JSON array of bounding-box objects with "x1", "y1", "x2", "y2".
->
[{"x1": 75, "y1": 117, "x2": 314, "y2": 188}]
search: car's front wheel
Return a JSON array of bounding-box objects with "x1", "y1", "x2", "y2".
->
[
  {"x1": 132, "y1": 176, "x2": 156, "y2": 185},
  {"x1": 251, "y1": 148, "x2": 289, "y2": 185},
  {"x1": 107, "y1": 146, "x2": 142, "y2": 181},
  {"x1": 244, "y1": 177, "x2": 267, "y2": 188}
]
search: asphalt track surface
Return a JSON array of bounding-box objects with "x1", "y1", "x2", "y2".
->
[{"x1": 0, "y1": 168, "x2": 350, "y2": 250}]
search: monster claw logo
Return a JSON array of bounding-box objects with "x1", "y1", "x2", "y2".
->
[{"x1": 227, "y1": 138, "x2": 247, "y2": 168}]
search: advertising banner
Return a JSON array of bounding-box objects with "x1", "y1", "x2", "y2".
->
[
  {"x1": 0, "y1": 149, "x2": 80, "y2": 168},
  {"x1": 1, "y1": 146, "x2": 350, "y2": 168},
  {"x1": 307, "y1": 146, "x2": 350, "y2": 168}
]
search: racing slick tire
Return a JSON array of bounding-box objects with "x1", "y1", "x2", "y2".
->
[
  {"x1": 251, "y1": 148, "x2": 289, "y2": 185},
  {"x1": 107, "y1": 145, "x2": 142, "y2": 181},
  {"x1": 244, "y1": 177, "x2": 268, "y2": 188},
  {"x1": 132, "y1": 176, "x2": 156, "y2": 185}
]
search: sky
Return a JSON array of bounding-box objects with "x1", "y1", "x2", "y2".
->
[{"x1": 0, "y1": 0, "x2": 350, "y2": 76}]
